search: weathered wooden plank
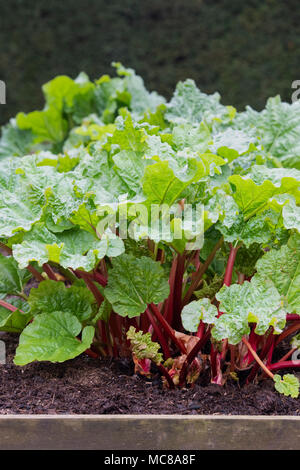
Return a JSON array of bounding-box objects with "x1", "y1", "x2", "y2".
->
[{"x1": 0, "y1": 415, "x2": 299, "y2": 450}]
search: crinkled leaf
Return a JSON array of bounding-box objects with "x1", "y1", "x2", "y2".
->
[
  {"x1": 217, "y1": 211, "x2": 275, "y2": 248},
  {"x1": 0, "y1": 161, "x2": 43, "y2": 238},
  {"x1": 282, "y1": 197, "x2": 300, "y2": 232},
  {"x1": 112, "y1": 150, "x2": 148, "y2": 194},
  {"x1": 127, "y1": 326, "x2": 162, "y2": 365},
  {"x1": 105, "y1": 113, "x2": 148, "y2": 153},
  {"x1": 172, "y1": 122, "x2": 211, "y2": 153},
  {"x1": 166, "y1": 79, "x2": 227, "y2": 125},
  {"x1": 181, "y1": 298, "x2": 218, "y2": 333},
  {"x1": 255, "y1": 233, "x2": 300, "y2": 314},
  {"x1": 210, "y1": 129, "x2": 255, "y2": 162},
  {"x1": 274, "y1": 374, "x2": 299, "y2": 398},
  {"x1": 0, "y1": 121, "x2": 33, "y2": 159},
  {"x1": 142, "y1": 156, "x2": 223, "y2": 207},
  {"x1": 212, "y1": 275, "x2": 286, "y2": 345},
  {"x1": 13, "y1": 225, "x2": 124, "y2": 271},
  {"x1": 42, "y1": 73, "x2": 95, "y2": 124},
  {"x1": 194, "y1": 275, "x2": 224, "y2": 301},
  {"x1": 104, "y1": 254, "x2": 170, "y2": 317},
  {"x1": 114, "y1": 63, "x2": 165, "y2": 117},
  {"x1": 239, "y1": 96, "x2": 300, "y2": 169},
  {"x1": 28, "y1": 280, "x2": 94, "y2": 322}
]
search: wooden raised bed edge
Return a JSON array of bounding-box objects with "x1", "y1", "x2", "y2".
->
[{"x1": 0, "y1": 415, "x2": 299, "y2": 450}]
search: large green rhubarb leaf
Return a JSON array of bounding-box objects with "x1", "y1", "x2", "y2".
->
[
  {"x1": 14, "y1": 311, "x2": 94, "y2": 365},
  {"x1": 113, "y1": 62, "x2": 165, "y2": 117},
  {"x1": 104, "y1": 254, "x2": 170, "y2": 317},
  {"x1": 217, "y1": 211, "x2": 275, "y2": 248},
  {"x1": 42, "y1": 73, "x2": 95, "y2": 124},
  {"x1": 0, "y1": 121, "x2": 33, "y2": 159},
  {"x1": 166, "y1": 79, "x2": 227, "y2": 125},
  {"x1": 255, "y1": 233, "x2": 300, "y2": 314},
  {"x1": 210, "y1": 129, "x2": 256, "y2": 162},
  {"x1": 28, "y1": 280, "x2": 95, "y2": 322},
  {"x1": 282, "y1": 197, "x2": 300, "y2": 232},
  {"x1": 12, "y1": 225, "x2": 124, "y2": 271},
  {"x1": 142, "y1": 154, "x2": 223, "y2": 207},
  {"x1": 228, "y1": 166, "x2": 300, "y2": 224},
  {"x1": 0, "y1": 159, "x2": 43, "y2": 238},
  {"x1": 142, "y1": 161, "x2": 189, "y2": 206},
  {"x1": 105, "y1": 113, "x2": 148, "y2": 153},
  {"x1": 17, "y1": 107, "x2": 68, "y2": 145},
  {"x1": 241, "y1": 96, "x2": 300, "y2": 169},
  {"x1": 212, "y1": 275, "x2": 286, "y2": 345},
  {"x1": 229, "y1": 175, "x2": 279, "y2": 220},
  {"x1": 16, "y1": 73, "x2": 96, "y2": 145},
  {"x1": 172, "y1": 122, "x2": 211, "y2": 153}
]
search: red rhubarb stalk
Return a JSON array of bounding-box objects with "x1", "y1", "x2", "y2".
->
[
  {"x1": 246, "y1": 330, "x2": 274, "y2": 383},
  {"x1": 275, "y1": 322, "x2": 300, "y2": 346},
  {"x1": 140, "y1": 310, "x2": 151, "y2": 333},
  {"x1": 229, "y1": 345, "x2": 236, "y2": 372},
  {"x1": 164, "y1": 256, "x2": 178, "y2": 325},
  {"x1": 286, "y1": 314, "x2": 300, "y2": 321},
  {"x1": 109, "y1": 312, "x2": 123, "y2": 352},
  {"x1": 223, "y1": 243, "x2": 240, "y2": 287},
  {"x1": 149, "y1": 303, "x2": 186, "y2": 354},
  {"x1": 178, "y1": 328, "x2": 211, "y2": 387},
  {"x1": 93, "y1": 271, "x2": 108, "y2": 287},
  {"x1": 220, "y1": 339, "x2": 228, "y2": 361},
  {"x1": 42, "y1": 263, "x2": 58, "y2": 281},
  {"x1": 85, "y1": 348, "x2": 100, "y2": 359},
  {"x1": 0, "y1": 299, "x2": 25, "y2": 314},
  {"x1": 268, "y1": 360, "x2": 300, "y2": 372},
  {"x1": 277, "y1": 348, "x2": 297, "y2": 363},
  {"x1": 157, "y1": 364, "x2": 175, "y2": 389},
  {"x1": 183, "y1": 237, "x2": 224, "y2": 306},
  {"x1": 210, "y1": 343, "x2": 218, "y2": 379},
  {"x1": 146, "y1": 308, "x2": 171, "y2": 359},
  {"x1": 242, "y1": 328, "x2": 260, "y2": 366},
  {"x1": 196, "y1": 320, "x2": 205, "y2": 339},
  {"x1": 172, "y1": 253, "x2": 186, "y2": 331},
  {"x1": 26, "y1": 265, "x2": 44, "y2": 282},
  {"x1": 76, "y1": 271, "x2": 104, "y2": 306},
  {"x1": 266, "y1": 336, "x2": 275, "y2": 367},
  {"x1": 242, "y1": 337, "x2": 274, "y2": 380}
]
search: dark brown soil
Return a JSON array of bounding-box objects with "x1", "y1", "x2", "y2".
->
[{"x1": 1, "y1": 333, "x2": 300, "y2": 415}]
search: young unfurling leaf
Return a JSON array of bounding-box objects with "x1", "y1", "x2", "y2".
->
[{"x1": 126, "y1": 326, "x2": 163, "y2": 365}]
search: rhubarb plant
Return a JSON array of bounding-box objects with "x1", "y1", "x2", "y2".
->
[{"x1": 0, "y1": 63, "x2": 299, "y2": 398}]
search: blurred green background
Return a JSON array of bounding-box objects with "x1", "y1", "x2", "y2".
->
[{"x1": 0, "y1": 0, "x2": 299, "y2": 124}]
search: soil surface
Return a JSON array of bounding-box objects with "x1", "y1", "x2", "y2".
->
[{"x1": 0, "y1": 333, "x2": 300, "y2": 415}]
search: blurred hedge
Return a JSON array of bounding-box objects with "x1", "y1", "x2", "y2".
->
[{"x1": 1, "y1": 0, "x2": 300, "y2": 124}]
